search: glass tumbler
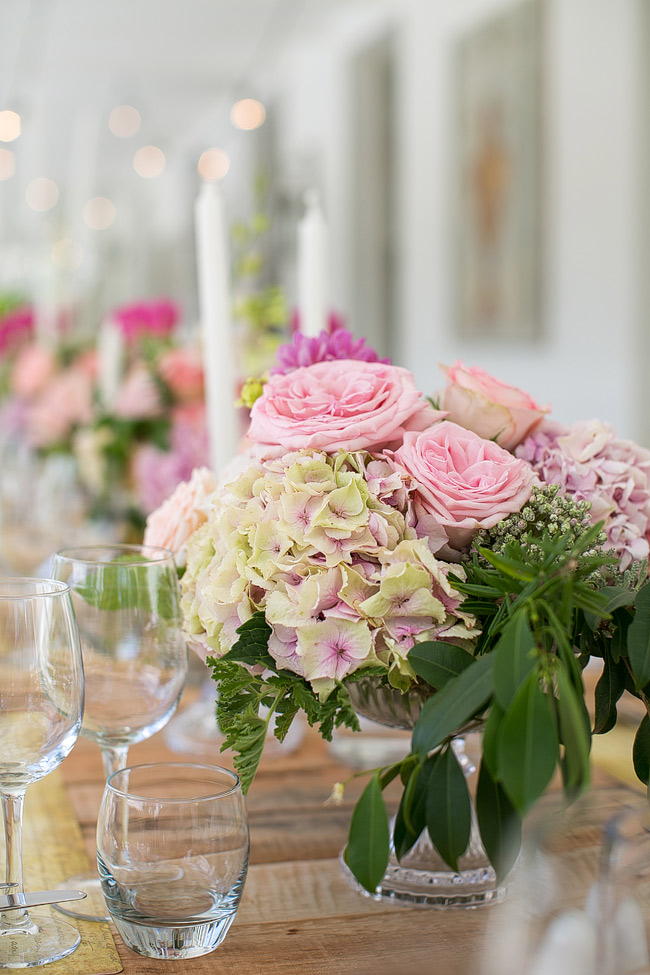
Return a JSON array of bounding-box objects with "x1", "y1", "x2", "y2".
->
[
  {"x1": 51, "y1": 545, "x2": 187, "y2": 921},
  {"x1": 97, "y1": 763, "x2": 249, "y2": 960},
  {"x1": 0, "y1": 578, "x2": 84, "y2": 968}
]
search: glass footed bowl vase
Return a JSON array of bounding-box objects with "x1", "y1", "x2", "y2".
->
[{"x1": 340, "y1": 677, "x2": 505, "y2": 909}]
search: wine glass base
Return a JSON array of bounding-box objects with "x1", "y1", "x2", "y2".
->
[
  {"x1": 0, "y1": 912, "x2": 80, "y2": 968},
  {"x1": 52, "y1": 875, "x2": 108, "y2": 923}
]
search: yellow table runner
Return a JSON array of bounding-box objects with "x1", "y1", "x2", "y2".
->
[{"x1": 2, "y1": 772, "x2": 122, "y2": 974}]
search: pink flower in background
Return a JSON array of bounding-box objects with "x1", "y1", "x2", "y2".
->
[
  {"x1": 273, "y1": 313, "x2": 389, "y2": 374},
  {"x1": 114, "y1": 366, "x2": 162, "y2": 419},
  {"x1": 27, "y1": 367, "x2": 93, "y2": 447},
  {"x1": 250, "y1": 360, "x2": 441, "y2": 452},
  {"x1": 518, "y1": 420, "x2": 650, "y2": 570},
  {"x1": 134, "y1": 404, "x2": 210, "y2": 514},
  {"x1": 112, "y1": 299, "x2": 179, "y2": 342},
  {"x1": 0, "y1": 306, "x2": 34, "y2": 355},
  {"x1": 159, "y1": 347, "x2": 204, "y2": 403},
  {"x1": 440, "y1": 361, "x2": 549, "y2": 451},
  {"x1": 392, "y1": 421, "x2": 534, "y2": 550},
  {"x1": 75, "y1": 349, "x2": 98, "y2": 379},
  {"x1": 11, "y1": 344, "x2": 56, "y2": 398},
  {"x1": 143, "y1": 466, "x2": 217, "y2": 561}
]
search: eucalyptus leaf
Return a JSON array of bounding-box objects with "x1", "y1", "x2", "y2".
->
[
  {"x1": 498, "y1": 671, "x2": 558, "y2": 814},
  {"x1": 493, "y1": 614, "x2": 536, "y2": 709},
  {"x1": 628, "y1": 583, "x2": 650, "y2": 689},
  {"x1": 412, "y1": 653, "x2": 494, "y2": 756},
  {"x1": 425, "y1": 746, "x2": 471, "y2": 872},
  {"x1": 476, "y1": 760, "x2": 521, "y2": 882},
  {"x1": 407, "y1": 641, "x2": 473, "y2": 690},
  {"x1": 344, "y1": 774, "x2": 390, "y2": 894}
]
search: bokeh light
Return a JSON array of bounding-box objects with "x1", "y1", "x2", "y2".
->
[
  {"x1": 108, "y1": 104, "x2": 141, "y2": 138},
  {"x1": 25, "y1": 177, "x2": 59, "y2": 211},
  {"x1": 0, "y1": 110, "x2": 21, "y2": 142},
  {"x1": 0, "y1": 149, "x2": 15, "y2": 180},
  {"x1": 230, "y1": 98, "x2": 266, "y2": 131},
  {"x1": 133, "y1": 145, "x2": 166, "y2": 178},
  {"x1": 197, "y1": 147, "x2": 230, "y2": 181},
  {"x1": 83, "y1": 196, "x2": 116, "y2": 229}
]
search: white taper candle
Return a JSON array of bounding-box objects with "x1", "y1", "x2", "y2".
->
[
  {"x1": 194, "y1": 180, "x2": 239, "y2": 476},
  {"x1": 97, "y1": 318, "x2": 124, "y2": 411},
  {"x1": 297, "y1": 190, "x2": 328, "y2": 338}
]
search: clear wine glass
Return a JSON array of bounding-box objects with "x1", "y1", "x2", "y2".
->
[
  {"x1": 50, "y1": 545, "x2": 187, "y2": 922},
  {"x1": 0, "y1": 578, "x2": 84, "y2": 968}
]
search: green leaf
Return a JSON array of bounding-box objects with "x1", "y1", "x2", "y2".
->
[
  {"x1": 498, "y1": 671, "x2": 558, "y2": 814},
  {"x1": 475, "y1": 760, "x2": 521, "y2": 882},
  {"x1": 412, "y1": 654, "x2": 494, "y2": 756},
  {"x1": 633, "y1": 715, "x2": 650, "y2": 785},
  {"x1": 407, "y1": 641, "x2": 473, "y2": 689},
  {"x1": 477, "y1": 548, "x2": 535, "y2": 582},
  {"x1": 425, "y1": 746, "x2": 471, "y2": 872},
  {"x1": 482, "y1": 703, "x2": 504, "y2": 777},
  {"x1": 74, "y1": 558, "x2": 180, "y2": 620},
  {"x1": 344, "y1": 774, "x2": 390, "y2": 893},
  {"x1": 223, "y1": 612, "x2": 274, "y2": 668},
  {"x1": 555, "y1": 664, "x2": 591, "y2": 794},
  {"x1": 628, "y1": 583, "x2": 650, "y2": 689},
  {"x1": 593, "y1": 656, "x2": 626, "y2": 734},
  {"x1": 493, "y1": 614, "x2": 536, "y2": 709}
]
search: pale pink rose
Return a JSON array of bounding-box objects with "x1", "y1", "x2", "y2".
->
[
  {"x1": 391, "y1": 421, "x2": 534, "y2": 550},
  {"x1": 114, "y1": 365, "x2": 162, "y2": 419},
  {"x1": 440, "y1": 361, "x2": 549, "y2": 451},
  {"x1": 11, "y1": 344, "x2": 56, "y2": 398},
  {"x1": 27, "y1": 367, "x2": 93, "y2": 447},
  {"x1": 249, "y1": 360, "x2": 441, "y2": 453},
  {"x1": 159, "y1": 347, "x2": 204, "y2": 403},
  {"x1": 144, "y1": 467, "x2": 217, "y2": 563}
]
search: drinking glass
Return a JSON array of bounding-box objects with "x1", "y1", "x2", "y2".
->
[
  {"x1": 51, "y1": 545, "x2": 187, "y2": 921},
  {"x1": 97, "y1": 763, "x2": 249, "y2": 960},
  {"x1": 0, "y1": 578, "x2": 84, "y2": 968}
]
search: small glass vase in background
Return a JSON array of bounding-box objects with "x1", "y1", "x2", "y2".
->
[
  {"x1": 340, "y1": 678, "x2": 504, "y2": 908},
  {"x1": 97, "y1": 762, "x2": 249, "y2": 960},
  {"x1": 482, "y1": 795, "x2": 650, "y2": 975}
]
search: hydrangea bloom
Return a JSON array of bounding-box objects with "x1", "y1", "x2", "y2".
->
[
  {"x1": 272, "y1": 315, "x2": 389, "y2": 374},
  {"x1": 181, "y1": 450, "x2": 478, "y2": 697},
  {"x1": 517, "y1": 420, "x2": 650, "y2": 570}
]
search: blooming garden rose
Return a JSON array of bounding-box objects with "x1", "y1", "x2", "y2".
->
[
  {"x1": 391, "y1": 421, "x2": 534, "y2": 550},
  {"x1": 440, "y1": 361, "x2": 548, "y2": 451},
  {"x1": 249, "y1": 360, "x2": 440, "y2": 453},
  {"x1": 144, "y1": 466, "x2": 217, "y2": 564}
]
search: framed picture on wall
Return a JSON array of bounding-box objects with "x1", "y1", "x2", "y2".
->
[{"x1": 453, "y1": 0, "x2": 542, "y2": 341}]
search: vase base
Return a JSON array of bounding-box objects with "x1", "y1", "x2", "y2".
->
[{"x1": 339, "y1": 852, "x2": 505, "y2": 909}]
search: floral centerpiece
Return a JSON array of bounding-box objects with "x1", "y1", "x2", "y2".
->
[{"x1": 145, "y1": 328, "x2": 650, "y2": 904}]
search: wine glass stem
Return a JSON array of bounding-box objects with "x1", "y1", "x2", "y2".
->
[
  {"x1": 0, "y1": 791, "x2": 30, "y2": 928},
  {"x1": 101, "y1": 746, "x2": 129, "y2": 781}
]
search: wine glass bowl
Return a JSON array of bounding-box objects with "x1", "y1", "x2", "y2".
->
[
  {"x1": 0, "y1": 577, "x2": 84, "y2": 968},
  {"x1": 50, "y1": 545, "x2": 188, "y2": 922}
]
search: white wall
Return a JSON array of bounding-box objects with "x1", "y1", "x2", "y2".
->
[{"x1": 272, "y1": 0, "x2": 646, "y2": 438}]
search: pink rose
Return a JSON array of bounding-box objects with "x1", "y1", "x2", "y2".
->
[
  {"x1": 27, "y1": 367, "x2": 93, "y2": 447},
  {"x1": 249, "y1": 360, "x2": 440, "y2": 453},
  {"x1": 391, "y1": 421, "x2": 534, "y2": 550},
  {"x1": 11, "y1": 344, "x2": 56, "y2": 398},
  {"x1": 159, "y1": 347, "x2": 204, "y2": 403},
  {"x1": 112, "y1": 299, "x2": 179, "y2": 342},
  {"x1": 440, "y1": 361, "x2": 549, "y2": 451},
  {"x1": 114, "y1": 366, "x2": 162, "y2": 419},
  {"x1": 144, "y1": 467, "x2": 217, "y2": 564}
]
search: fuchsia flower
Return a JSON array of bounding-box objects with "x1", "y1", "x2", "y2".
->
[
  {"x1": 273, "y1": 313, "x2": 389, "y2": 374},
  {"x1": 112, "y1": 299, "x2": 179, "y2": 342},
  {"x1": 250, "y1": 360, "x2": 440, "y2": 453},
  {"x1": 0, "y1": 306, "x2": 34, "y2": 355},
  {"x1": 518, "y1": 420, "x2": 650, "y2": 570}
]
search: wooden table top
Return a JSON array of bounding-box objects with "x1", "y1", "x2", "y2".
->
[{"x1": 58, "y1": 692, "x2": 640, "y2": 975}]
